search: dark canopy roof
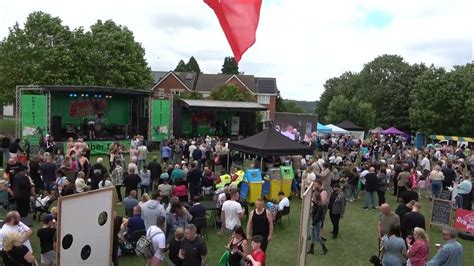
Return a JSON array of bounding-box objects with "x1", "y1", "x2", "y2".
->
[
  {"x1": 40, "y1": 85, "x2": 151, "y2": 96},
  {"x1": 336, "y1": 120, "x2": 363, "y2": 131},
  {"x1": 229, "y1": 128, "x2": 314, "y2": 156}
]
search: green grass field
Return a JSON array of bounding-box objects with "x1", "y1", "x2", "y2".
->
[
  {"x1": 0, "y1": 117, "x2": 15, "y2": 136},
  {"x1": 1, "y1": 152, "x2": 473, "y2": 265},
  {"x1": 3, "y1": 187, "x2": 472, "y2": 265}
]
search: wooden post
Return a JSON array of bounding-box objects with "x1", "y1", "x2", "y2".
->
[{"x1": 296, "y1": 182, "x2": 314, "y2": 266}]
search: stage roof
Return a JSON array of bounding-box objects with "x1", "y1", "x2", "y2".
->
[
  {"x1": 180, "y1": 99, "x2": 267, "y2": 111},
  {"x1": 39, "y1": 85, "x2": 151, "y2": 96}
]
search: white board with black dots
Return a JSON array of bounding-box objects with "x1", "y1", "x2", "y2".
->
[{"x1": 57, "y1": 187, "x2": 114, "y2": 266}]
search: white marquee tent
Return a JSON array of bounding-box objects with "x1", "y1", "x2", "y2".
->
[{"x1": 326, "y1": 124, "x2": 349, "y2": 134}]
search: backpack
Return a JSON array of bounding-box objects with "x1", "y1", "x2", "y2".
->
[{"x1": 135, "y1": 228, "x2": 162, "y2": 259}]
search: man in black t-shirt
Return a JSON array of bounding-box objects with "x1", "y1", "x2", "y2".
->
[
  {"x1": 40, "y1": 154, "x2": 57, "y2": 192},
  {"x1": 187, "y1": 162, "x2": 202, "y2": 199},
  {"x1": 89, "y1": 158, "x2": 108, "y2": 190},
  {"x1": 37, "y1": 214, "x2": 56, "y2": 265},
  {"x1": 179, "y1": 224, "x2": 207, "y2": 266},
  {"x1": 403, "y1": 202, "x2": 425, "y2": 238},
  {"x1": 13, "y1": 165, "x2": 33, "y2": 217},
  {"x1": 5, "y1": 158, "x2": 22, "y2": 183}
]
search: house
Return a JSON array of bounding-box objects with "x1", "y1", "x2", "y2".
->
[{"x1": 149, "y1": 71, "x2": 278, "y2": 121}]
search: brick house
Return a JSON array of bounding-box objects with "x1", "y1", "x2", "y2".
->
[{"x1": 150, "y1": 71, "x2": 278, "y2": 122}]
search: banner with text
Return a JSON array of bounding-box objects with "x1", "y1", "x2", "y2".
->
[
  {"x1": 454, "y1": 208, "x2": 474, "y2": 233},
  {"x1": 21, "y1": 94, "x2": 47, "y2": 141},
  {"x1": 63, "y1": 140, "x2": 130, "y2": 156},
  {"x1": 151, "y1": 99, "x2": 171, "y2": 141}
]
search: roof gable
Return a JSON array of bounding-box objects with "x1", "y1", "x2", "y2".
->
[
  {"x1": 150, "y1": 71, "x2": 192, "y2": 91},
  {"x1": 225, "y1": 75, "x2": 255, "y2": 95},
  {"x1": 195, "y1": 73, "x2": 255, "y2": 93}
]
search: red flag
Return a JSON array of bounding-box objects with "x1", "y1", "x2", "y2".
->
[{"x1": 205, "y1": 0, "x2": 262, "y2": 63}]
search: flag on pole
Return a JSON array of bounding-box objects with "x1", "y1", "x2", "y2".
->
[{"x1": 204, "y1": 0, "x2": 262, "y2": 64}]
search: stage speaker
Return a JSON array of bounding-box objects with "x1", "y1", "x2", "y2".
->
[
  {"x1": 51, "y1": 116, "x2": 62, "y2": 140},
  {"x1": 138, "y1": 118, "x2": 148, "y2": 138}
]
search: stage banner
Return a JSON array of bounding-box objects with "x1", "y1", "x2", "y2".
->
[
  {"x1": 454, "y1": 208, "x2": 474, "y2": 233},
  {"x1": 63, "y1": 140, "x2": 131, "y2": 156},
  {"x1": 21, "y1": 94, "x2": 47, "y2": 141},
  {"x1": 151, "y1": 99, "x2": 170, "y2": 141}
]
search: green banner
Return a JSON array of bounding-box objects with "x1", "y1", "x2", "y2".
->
[
  {"x1": 151, "y1": 99, "x2": 171, "y2": 141},
  {"x1": 21, "y1": 94, "x2": 47, "y2": 141},
  {"x1": 63, "y1": 140, "x2": 131, "y2": 156}
]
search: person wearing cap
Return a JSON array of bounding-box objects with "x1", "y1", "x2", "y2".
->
[
  {"x1": 327, "y1": 183, "x2": 346, "y2": 239},
  {"x1": 37, "y1": 214, "x2": 56, "y2": 265},
  {"x1": 12, "y1": 165, "x2": 33, "y2": 217}
]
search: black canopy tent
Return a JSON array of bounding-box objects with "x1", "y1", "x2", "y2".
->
[
  {"x1": 229, "y1": 128, "x2": 314, "y2": 156},
  {"x1": 335, "y1": 120, "x2": 364, "y2": 131},
  {"x1": 228, "y1": 128, "x2": 314, "y2": 170}
]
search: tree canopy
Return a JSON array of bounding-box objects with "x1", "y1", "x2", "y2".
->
[
  {"x1": 209, "y1": 84, "x2": 254, "y2": 102},
  {"x1": 221, "y1": 56, "x2": 239, "y2": 74},
  {"x1": 316, "y1": 54, "x2": 472, "y2": 135},
  {"x1": 0, "y1": 11, "x2": 152, "y2": 105},
  {"x1": 173, "y1": 56, "x2": 201, "y2": 73}
]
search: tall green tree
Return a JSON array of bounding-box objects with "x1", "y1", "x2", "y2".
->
[
  {"x1": 0, "y1": 12, "x2": 152, "y2": 105},
  {"x1": 85, "y1": 20, "x2": 152, "y2": 89},
  {"x1": 209, "y1": 84, "x2": 254, "y2": 102},
  {"x1": 0, "y1": 11, "x2": 74, "y2": 104},
  {"x1": 186, "y1": 56, "x2": 201, "y2": 73},
  {"x1": 326, "y1": 95, "x2": 375, "y2": 129},
  {"x1": 410, "y1": 63, "x2": 473, "y2": 135},
  {"x1": 174, "y1": 60, "x2": 187, "y2": 72},
  {"x1": 221, "y1": 56, "x2": 239, "y2": 74}
]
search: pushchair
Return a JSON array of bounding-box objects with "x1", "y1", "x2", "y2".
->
[{"x1": 32, "y1": 194, "x2": 56, "y2": 221}]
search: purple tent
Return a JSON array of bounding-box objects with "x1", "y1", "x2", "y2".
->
[{"x1": 382, "y1": 127, "x2": 405, "y2": 135}]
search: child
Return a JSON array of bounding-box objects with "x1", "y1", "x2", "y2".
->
[
  {"x1": 55, "y1": 148, "x2": 64, "y2": 169},
  {"x1": 167, "y1": 227, "x2": 184, "y2": 266},
  {"x1": 55, "y1": 169, "x2": 68, "y2": 196},
  {"x1": 37, "y1": 214, "x2": 57, "y2": 266},
  {"x1": 246, "y1": 235, "x2": 266, "y2": 266},
  {"x1": 139, "y1": 165, "x2": 151, "y2": 196}
]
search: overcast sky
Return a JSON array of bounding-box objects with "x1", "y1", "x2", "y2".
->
[{"x1": 0, "y1": 0, "x2": 471, "y2": 100}]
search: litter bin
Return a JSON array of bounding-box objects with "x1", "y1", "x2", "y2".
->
[
  {"x1": 269, "y1": 179, "x2": 282, "y2": 201},
  {"x1": 248, "y1": 181, "x2": 264, "y2": 205},
  {"x1": 281, "y1": 179, "x2": 292, "y2": 197}
]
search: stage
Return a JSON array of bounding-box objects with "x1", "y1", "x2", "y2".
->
[{"x1": 16, "y1": 85, "x2": 151, "y2": 145}]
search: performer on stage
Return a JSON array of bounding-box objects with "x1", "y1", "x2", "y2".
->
[{"x1": 88, "y1": 120, "x2": 95, "y2": 140}]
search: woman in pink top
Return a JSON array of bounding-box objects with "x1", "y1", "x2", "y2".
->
[
  {"x1": 172, "y1": 180, "x2": 188, "y2": 203},
  {"x1": 406, "y1": 227, "x2": 429, "y2": 266}
]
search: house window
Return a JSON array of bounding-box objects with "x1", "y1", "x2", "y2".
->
[
  {"x1": 171, "y1": 89, "x2": 182, "y2": 96},
  {"x1": 158, "y1": 89, "x2": 165, "y2": 99},
  {"x1": 257, "y1": 95, "x2": 270, "y2": 104}
]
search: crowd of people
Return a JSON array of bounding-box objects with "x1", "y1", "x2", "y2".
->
[
  {"x1": 299, "y1": 133, "x2": 470, "y2": 265},
  {"x1": 0, "y1": 131, "x2": 472, "y2": 265}
]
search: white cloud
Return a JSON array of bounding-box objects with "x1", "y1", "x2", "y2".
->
[{"x1": 0, "y1": 0, "x2": 471, "y2": 100}]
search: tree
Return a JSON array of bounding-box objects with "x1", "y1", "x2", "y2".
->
[
  {"x1": 186, "y1": 56, "x2": 201, "y2": 73},
  {"x1": 280, "y1": 100, "x2": 304, "y2": 113},
  {"x1": 221, "y1": 56, "x2": 239, "y2": 74},
  {"x1": 209, "y1": 84, "x2": 254, "y2": 102},
  {"x1": 0, "y1": 11, "x2": 74, "y2": 104},
  {"x1": 409, "y1": 63, "x2": 473, "y2": 136},
  {"x1": 174, "y1": 60, "x2": 187, "y2": 72},
  {"x1": 0, "y1": 12, "x2": 152, "y2": 105},
  {"x1": 84, "y1": 20, "x2": 152, "y2": 89},
  {"x1": 179, "y1": 91, "x2": 204, "y2": 100},
  {"x1": 326, "y1": 95, "x2": 375, "y2": 129}
]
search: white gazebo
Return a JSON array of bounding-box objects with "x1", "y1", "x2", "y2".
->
[{"x1": 326, "y1": 124, "x2": 349, "y2": 134}]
